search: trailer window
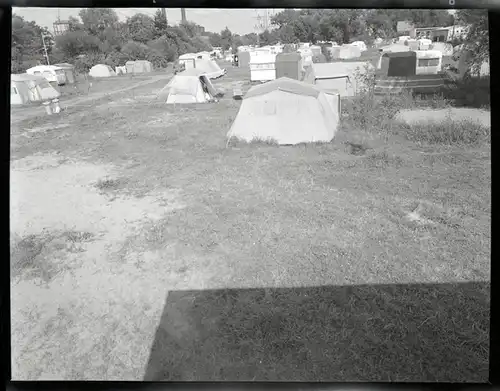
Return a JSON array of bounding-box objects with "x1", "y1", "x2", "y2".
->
[
  {"x1": 43, "y1": 71, "x2": 53, "y2": 78},
  {"x1": 33, "y1": 71, "x2": 41, "y2": 75},
  {"x1": 418, "y1": 58, "x2": 440, "y2": 67}
]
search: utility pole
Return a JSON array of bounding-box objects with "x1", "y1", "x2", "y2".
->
[
  {"x1": 181, "y1": 8, "x2": 187, "y2": 23},
  {"x1": 41, "y1": 33, "x2": 50, "y2": 65}
]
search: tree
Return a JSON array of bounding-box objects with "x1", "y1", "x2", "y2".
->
[
  {"x1": 153, "y1": 9, "x2": 168, "y2": 38},
  {"x1": 11, "y1": 14, "x2": 53, "y2": 72},
  {"x1": 79, "y1": 8, "x2": 118, "y2": 35},
  {"x1": 180, "y1": 21, "x2": 202, "y2": 38},
  {"x1": 54, "y1": 30, "x2": 102, "y2": 60},
  {"x1": 242, "y1": 33, "x2": 258, "y2": 46},
  {"x1": 120, "y1": 40, "x2": 151, "y2": 60},
  {"x1": 67, "y1": 16, "x2": 84, "y2": 31},
  {"x1": 126, "y1": 13, "x2": 155, "y2": 43},
  {"x1": 220, "y1": 27, "x2": 233, "y2": 51},
  {"x1": 258, "y1": 29, "x2": 279, "y2": 46},
  {"x1": 207, "y1": 32, "x2": 223, "y2": 47},
  {"x1": 454, "y1": 9, "x2": 489, "y2": 76}
]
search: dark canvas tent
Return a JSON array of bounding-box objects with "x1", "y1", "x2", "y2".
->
[
  {"x1": 312, "y1": 54, "x2": 327, "y2": 64},
  {"x1": 275, "y1": 52, "x2": 302, "y2": 80},
  {"x1": 238, "y1": 51, "x2": 251, "y2": 68},
  {"x1": 379, "y1": 52, "x2": 417, "y2": 77}
]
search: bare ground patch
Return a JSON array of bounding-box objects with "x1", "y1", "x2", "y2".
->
[{"x1": 10, "y1": 153, "x2": 186, "y2": 380}]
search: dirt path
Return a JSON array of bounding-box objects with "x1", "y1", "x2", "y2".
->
[{"x1": 10, "y1": 73, "x2": 173, "y2": 124}]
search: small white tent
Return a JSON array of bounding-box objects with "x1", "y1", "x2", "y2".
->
[
  {"x1": 89, "y1": 64, "x2": 116, "y2": 78},
  {"x1": 227, "y1": 77, "x2": 341, "y2": 145},
  {"x1": 11, "y1": 74, "x2": 60, "y2": 105},
  {"x1": 158, "y1": 68, "x2": 218, "y2": 104}
]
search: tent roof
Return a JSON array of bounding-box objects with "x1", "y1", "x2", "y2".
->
[
  {"x1": 54, "y1": 63, "x2": 74, "y2": 68},
  {"x1": 245, "y1": 77, "x2": 324, "y2": 99},
  {"x1": 177, "y1": 68, "x2": 208, "y2": 77},
  {"x1": 309, "y1": 63, "x2": 350, "y2": 79},
  {"x1": 11, "y1": 73, "x2": 47, "y2": 82},
  {"x1": 382, "y1": 51, "x2": 417, "y2": 58},
  {"x1": 276, "y1": 52, "x2": 302, "y2": 61}
]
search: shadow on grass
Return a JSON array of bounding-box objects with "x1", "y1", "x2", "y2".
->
[{"x1": 144, "y1": 281, "x2": 489, "y2": 382}]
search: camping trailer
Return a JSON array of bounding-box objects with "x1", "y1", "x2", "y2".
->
[
  {"x1": 53, "y1": 63, "x2": 76, "y2": 84},
  {"x1": 304, "y1": 62, "x2": 372, "y2": 97},
  {"x1": 249, "y1": 53, "x2": 277, "y2": 82},
  {"x1": 26, "y1": 65, "x2": 67, "y2": 85},
  {"x1": 374, "y1": 50, "x2": 448, "y2": 95}
]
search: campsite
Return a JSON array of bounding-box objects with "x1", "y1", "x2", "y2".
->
[{"x1": 10, "y1": 8, "x2": 490, "y2": 382}]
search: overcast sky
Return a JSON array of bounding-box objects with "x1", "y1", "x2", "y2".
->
[{"x1": 12, "y1": 8, "x2": 281, "y2": 35}]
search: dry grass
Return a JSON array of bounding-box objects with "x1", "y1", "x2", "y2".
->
[{"x1": 10, "y1": 68, "x2": 490, "y2": 381}]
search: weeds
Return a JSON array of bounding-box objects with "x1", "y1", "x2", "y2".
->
[
  {"x1": 398, "y1": 119, "x2": 490, "y2": 146},
  {"x1": 95, "y1": 178, "x2": 125, "y2": 191}
]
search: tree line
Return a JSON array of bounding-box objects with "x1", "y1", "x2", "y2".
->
[{"x1": 11, "y1": 8, "x2": 488, "y2": 75}]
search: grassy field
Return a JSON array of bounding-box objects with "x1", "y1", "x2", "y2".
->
[{"x1": 10, "y1": 66, "x2": 490, "y2": 381}]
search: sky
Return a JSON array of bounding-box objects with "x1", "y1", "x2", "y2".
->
[{"x1": 12, "y1": 8, "x2": 281, "y2": 35}]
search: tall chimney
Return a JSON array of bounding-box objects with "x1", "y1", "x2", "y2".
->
[{"x1": 181, "y1": 8, "x2": 187, "y2": 23}]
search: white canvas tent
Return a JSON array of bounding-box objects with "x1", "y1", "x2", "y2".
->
[
  {"x1": 158, "y1": 68, "x2": 218, "y2": 104},
  {"x1": 351, "y1": 41, "x2": 368, "y2": 52},
  {"x1": 89, "y1": 64, "x2": 116, "y2": 78},
  {"x1": 11, "y1": 74, "x2": 60, "y2": 105},
  {"x1": 227, "y1": 77, "x2": 341, "y2": 145},
  {"x1": 339, "y1": 45, "x2": 362, "y2": 59},
  {"x1": 194, "y1": 58, "x2": 225, "y2": 79}
]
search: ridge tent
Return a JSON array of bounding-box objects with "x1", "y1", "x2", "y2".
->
[
  {"x1": 89, "y1": 64, "x2": 116, "y2": 78},
  {"x1": 158, "y1": 68, "x2": 217, "y2": 104},
  {"x1": 227, "y1": 77, "x2": 341, "y2": 145},
  {"x1": 133, "y1": 60, "x2": 153, "y2": 74},
  {"x1": 125, "y1": 61, "x2": 136, "y2": 74},
  {"x1": 11, "y1": 74, "x2": 61, "y2": 105}
]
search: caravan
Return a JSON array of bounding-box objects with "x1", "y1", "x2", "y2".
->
[{"x1": 26, "y1": 65, "x2": 67, "y2": 85}]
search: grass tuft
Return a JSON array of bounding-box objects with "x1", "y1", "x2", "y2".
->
[{"x1": 398, "y1": 119, "x2": 490, "y2": 146}]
